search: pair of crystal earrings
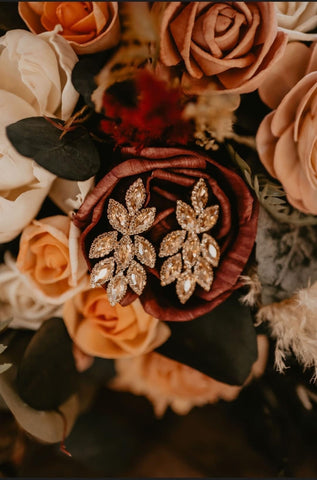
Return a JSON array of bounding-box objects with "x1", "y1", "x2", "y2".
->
[{"x1": 89, "y1": 178, "x2": 220, "y2": 306}]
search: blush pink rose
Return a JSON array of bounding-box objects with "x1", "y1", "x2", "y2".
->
[
  {"x1": 157, "y1": 2, "x2": 287, "y2": 94},
  {"x1": 256, "y1": 42, "x2": 317, "y2": 214}
]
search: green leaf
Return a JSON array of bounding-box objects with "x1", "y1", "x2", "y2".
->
[
  {"x1": 71, "y1": 50, "x2": 115, "y2": 107},
  {"x1": 156, "y1": 291, "x2": 258, "y2": 386},
  {"x1": 17, "y1": 317, "x2": 79, "y2": 410},
  {"x1": 228, "y1": 144, "x2": 317, "y2": 226},
  {"x1": 6, "y1": 117, "x2": 100, "y2": 181}
]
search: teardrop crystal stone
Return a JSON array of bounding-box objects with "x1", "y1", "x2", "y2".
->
[
  {"x1": 114, "y1": 235, "x2": 134, "y2": 271},
  {"x1": 127, "y1": 260, "x2": 147, "y2": 295},
  {"x1": 191, "y1": 178, "x2": 209, "y2": 213},
  {"x1": 182, "y1": 232, "x2": 201, "y2": 268},
  {"x1": 201, "y1": 234, "x2": 220, "y2": 267},
  {"x1": 125, "y1": 178, "x2": 146, "y2": 214},
  {"x1": 134, "y1": 235, "x2": 156, "y2": 268},
  {"x1": 160, "y1": 253, "x2": 182, "y2": 286},
  {"x1": 107, "y1": 199, "x2": 130, "y2": 235},
  {"x1": 89, "y1": 231, "x2": 118, "y2": 259},
  {"x1": 176, "y1": 200, "x2": 197, "y2": 231},
  {"x1": 194, "y1": 257, "x2": 214, "y2": 291},
  {"x1": 107, "y1": 272, "x2": 128, "y2": 306},
  {"x1": 176, "y1": 270, "x2": 196, "y2": 304},
  {"x1": 90, "y1": 258, "x2": 115, "y2": 287},
  {"x1": 159, "y1": 230, "x2": 186, "y2": 258}
]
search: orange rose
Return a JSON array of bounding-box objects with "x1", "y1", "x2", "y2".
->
[
  {"x1": 16, "y1": 215, "x2": 87, "y2": 304},
  {"x1": 256, "y1": 42, "x2": 317, "y2": 214},
  {"x1": 18, "y1": 2, "x2": 120, "y2": 55},
  {"x1": 63, "y1": 287, "x2": 171, "y2": 358},
  {"x1": 157, "y1": 2, "x2": 287, "y2": 94},
  {"x1": 111, "y1": 335, "x2": 269, "y2": 416}
]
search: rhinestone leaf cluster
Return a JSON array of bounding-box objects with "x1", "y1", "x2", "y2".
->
[
  {"x1": 89, "y1": 178, "x2": 156, "y2": 306},
  {"x1": 159, "y1": 178, "x2": 220, "y2": 304}
]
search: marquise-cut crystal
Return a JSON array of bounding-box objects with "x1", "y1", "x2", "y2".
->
[
  {"x1": 194, "y1": 257, "x2": 213, "y2": 291},
  {"x1": 129, "y1": 207, "x2": 156, "y2": 234},
  {"x1": 125, "y1": 178, "x2": 146, "y2": 214},
  {"x1": 107, "y1": 199, "x2": 130, "y2": 234},
  {"x1": 90, "y1": 258, "x2": 115, "y2": 288},
  {"x1": 89, "y1": 231, "x2": 118, "y2": 259},
  {"x1": 160, "y1": 253, "x2": 182, "y2": 286},
  {"x1": 176, "y1": 201, "x2": 197, "y2": 231},
  {"x1": 201, "y1": 234, "x2": 220, "y2": 267},
  {"x1": 107, "y1": 272, "x2": 128, "y2": 306},
  {"x1": 114, "y1": 235, "x2": 134, "y2": 270},
  {"x1": 196, "y1": 205, "x2": 219, "y2": 233},
  {"x1": 176, "y1": 270, "x2": 196, "y2": 304},
  {"x1": 159, "y1": 230, "x2": 186, "y2": 258},
  {"x1": 182, "y1": 232, "x2": 200, "y2": 267},
  {"x1": 127, "y1": 260, "x2": 147, "y2": 295},
  {"x1": 134, "y1": 235, "x2": 156, "y2": 268},
  {"x1": 191, "y1": 178, "x2": 208, "y2": 213}
]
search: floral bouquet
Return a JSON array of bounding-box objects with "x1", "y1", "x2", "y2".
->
[{"x1": 1, "y1": 1, "x2": 317, "y2": 452}]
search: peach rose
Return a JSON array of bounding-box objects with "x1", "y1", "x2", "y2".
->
[
  {"x1": 157, "y1": 2, "x2": 287, "y2": 95},
  {"x1": 18, "y1": 2, "x2": 120, "y2": 55},
  {"x1": 16, "y1": 215, "x2": 87, "y2": 304},
  {"x1": 111, "y1": 335, "x2": 269, "y2": 416},
  {"x1": 256, "y1": 42, "x2": 317, "y2": 214},
  {"x1": 276, "y1": 2, "x2": 317, "y2": 42},
  {"x1": 63, "y1": 289, "x2": 171, "y2": 359}
]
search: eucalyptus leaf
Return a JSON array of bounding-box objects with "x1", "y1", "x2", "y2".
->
[
  {"x1": 6, "y1": 117, "x2": 100, "y2": 181},
  {"x1": 157, "y1": 291, "x2": 257, "y2": 386},
  {"x1": 71, "y1": 50, "x2": 115, "y2": 107},
  {"x1": 228, "y1": 144, "x2": 317, "y2": 226},
  {"x1": 17, "y1": 317, "x2": 79, "y2": 410}
]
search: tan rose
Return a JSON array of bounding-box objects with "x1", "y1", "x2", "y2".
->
[
  {"x1": 157, "y1": 2, "x2": 287, "y2": 94},
  {"x1": 16, "y1": 216, "x2": 87, "y2": 304},
  {"x1": 63, "y1": 288, "x2": 170, "y2": 359},
  {"x1": 19, "y1": 2, "x2": 120, "y2": 55},
  {"x1": 111, "y1": 335, "x2": 269, "y2": 416},
  {"x1": 256, "y1": 42, "x2": 317, "y2": 214},
  {"x1": 276, "y1": 2, "x2": 317, "y2": 42}
]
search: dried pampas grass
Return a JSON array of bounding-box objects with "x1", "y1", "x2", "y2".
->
[{"x1": 257, "y1": 281, "x2": 317, "y2": 379}]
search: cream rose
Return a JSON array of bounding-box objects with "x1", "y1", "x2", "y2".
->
[
  {"x1": 0, "y1": 251, "x2": 61, "y2": 330},
  {"x1": 276, "y1": 2, "x2": 317, "y2": 42},
  {"x1": 0, "y1": 29, "x2": 79, "y2": 243}
]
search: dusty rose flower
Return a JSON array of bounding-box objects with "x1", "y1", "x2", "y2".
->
[
  {"x1": 19, "y1": 2, "x2": 120, "y2": 54},
  {"x1": 256, "y1": 42, "x2": 317, "y2": 214},
  {"x1": 156, "y1": 2, "x2": 287, "y2": 95},
  {"x1": 74, "y1": 147, "x2": 258, "y2": 322},
  {"x1": 276, "y1": 2, "x2": 317, "y2": 42},
  {"x1": 111, "y1": 335, "x2": 269, "y2": 416},
  {"x1": 16, "y1": 216, "x2": 87, "y2": 304},
  {"x1": 63, "y1": 287, "x2": 170, "y2": 358}
]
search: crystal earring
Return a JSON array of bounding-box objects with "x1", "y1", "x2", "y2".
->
[{"x1": 159, "y1": 178, "x2": 220, "y2": 304}]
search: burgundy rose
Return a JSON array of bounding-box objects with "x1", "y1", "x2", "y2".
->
[{"x1": 74, "y1": 147, "x2": 258, "y2": 321}]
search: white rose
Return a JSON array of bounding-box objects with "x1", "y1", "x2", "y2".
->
[
  {"x1": 276, "y1": 2, "x2": 317, "y2": 41},
  {"x1": 0, "y1": 29, "x2": 79, "y2": 243},
  {"x1": 0, "y1": 251, "x2": 62, "y2": 330}
]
